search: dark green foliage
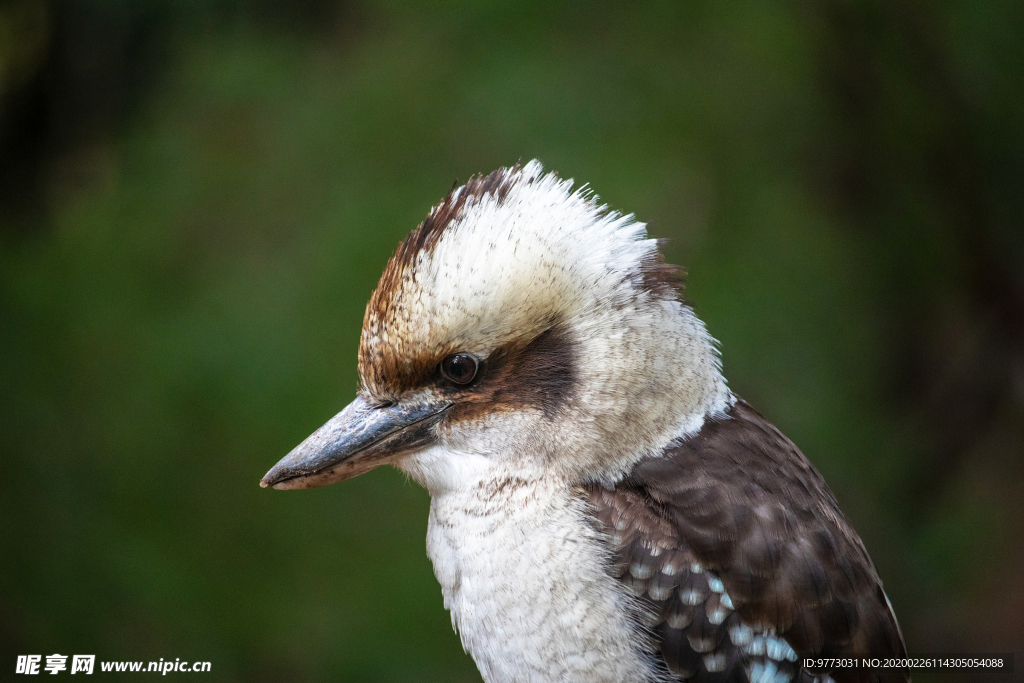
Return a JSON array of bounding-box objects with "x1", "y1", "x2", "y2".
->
[{"x1": 1, "y1": 1, "x2": 1021, "y2": 680}]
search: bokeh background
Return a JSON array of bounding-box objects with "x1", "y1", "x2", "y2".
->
[{"x1": 2, "y1": 1, "x2": 1022, "y2": 680}]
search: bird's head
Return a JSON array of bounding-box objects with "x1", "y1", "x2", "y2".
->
[{"x1": 261, "y1": 161, "x2": 729, "y2": 494}]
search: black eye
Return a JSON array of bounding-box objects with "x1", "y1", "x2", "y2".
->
[{"x1": 440, "y1": 353, "x2": 479, "y2": 385}]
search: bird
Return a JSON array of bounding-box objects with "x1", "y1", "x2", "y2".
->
[{"x1": 260, "y1": 160, "x2": 908, "y2": 683}]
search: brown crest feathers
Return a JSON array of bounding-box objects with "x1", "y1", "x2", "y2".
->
[
  {"x1": 394, "y1": 164, "x2": 522, "y2": 275},
  {"x1": 637, "y1": 238, "x2": 685, "y2": 300},
  {"x1": 360, "y1": 165, "x2": 527, "y2": 398}
]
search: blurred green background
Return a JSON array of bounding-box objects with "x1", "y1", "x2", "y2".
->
[{"x1": 1, "y1": 0, "x2": 1022, "y2": 680}]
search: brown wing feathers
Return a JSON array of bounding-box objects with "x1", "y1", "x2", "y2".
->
[
  {"x1": 585, "y1": 399, "x2": 908, "y2": 683},
  {"x1": 589, "y1": 485, "x2": 765, "y2": 682}
]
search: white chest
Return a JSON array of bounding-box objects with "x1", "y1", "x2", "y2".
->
[{"x1": 425, "y1": 479, "x2": 657, "y2": 683}]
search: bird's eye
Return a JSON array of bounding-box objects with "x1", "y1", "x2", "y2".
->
[{"x1": 440, "y1": 353, "x2": 479, "y2": 385}]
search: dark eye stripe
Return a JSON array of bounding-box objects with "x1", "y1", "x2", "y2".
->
[{"x1": 440, "y1": 353, "x2": 479, "y2": 385}]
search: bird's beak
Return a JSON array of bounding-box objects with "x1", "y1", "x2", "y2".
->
[{"x1": 260, "y1": 395, "x2": 451, "y2": 490}]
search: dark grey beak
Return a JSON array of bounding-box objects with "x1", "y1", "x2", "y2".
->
[{"x1": 260, "y1": 395, "x2": 451, "y2": 490}]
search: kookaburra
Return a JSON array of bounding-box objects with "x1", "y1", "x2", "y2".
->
[{"x1": 261, "y1": 161, "x2": 908, "y2": 683}]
